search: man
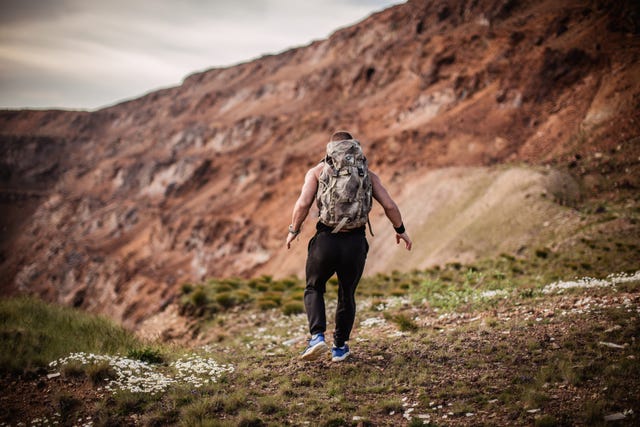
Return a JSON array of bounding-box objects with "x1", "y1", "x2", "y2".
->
[{"x1": 286, "y1": 131, "x2": 412, "y2": 362}]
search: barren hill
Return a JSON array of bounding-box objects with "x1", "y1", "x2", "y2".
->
[{"x1": 1, "y1": 0, "x2": 639, "y2": 328}]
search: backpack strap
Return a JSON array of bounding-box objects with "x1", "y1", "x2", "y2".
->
[{"x1": 331, "y1": 217, "x2": 349, "y2": 233}]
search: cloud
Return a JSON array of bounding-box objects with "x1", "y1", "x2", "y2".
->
[
  {"x1": 0, "y1": 0, "x2": 72, "y2": 24},
  {"x1": 0, "y1": 0, "x2": 405, "y2": 110}
]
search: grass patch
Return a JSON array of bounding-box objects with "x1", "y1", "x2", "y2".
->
[
  {"x1": 282, "y1": 301, "x2": 304, "y2": 316},
  {"x1": 384, "y1": 312, "x2": 418, "y2": 332},
  {"x1": 179, "y1": 276, "x2": 306, "y2": 317},
  {"x1": 0, "y1": 296, "x2": 142, "y2": 373},
  {"x1": 87, "y1": 360, "x2": 116, "y2": 385},
  {"x1": 127, "y1": 347, "x2": 165, "y2": 364}
]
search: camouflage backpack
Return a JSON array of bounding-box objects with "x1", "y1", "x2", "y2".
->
[{"x1": 316, "y1": 139, "x2": 373, "y2": 233}]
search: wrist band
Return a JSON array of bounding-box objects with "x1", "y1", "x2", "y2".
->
[
  {"x1": 288, "y1": 224, "x2": 301, "y2": 236},
  {"x1": 394, "y1": 223, "x2": 405, "y2": 234}
]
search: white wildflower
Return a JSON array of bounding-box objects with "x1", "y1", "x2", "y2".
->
[
  {"x1": 171, "y1": 354, "x2": 235, "y2": 387},
  {"x1": 542, "y1": 271, "x2": 640, "y2": 294},
  {"x1": 479, "y1": 289, "x2": 508, "y2": 299},
  {"x1": 49, "y1": 351, "x2": 234, "y2": 395},
  {"x1": 360, "y1": 317, "x2": 387, "y2": 328}
]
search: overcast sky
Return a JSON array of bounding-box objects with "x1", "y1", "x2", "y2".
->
[{"x1": 0, "y1": 0, "x2": 405, "y2": 111}]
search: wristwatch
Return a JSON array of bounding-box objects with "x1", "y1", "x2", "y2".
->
[{"x1": 288, "y1": 225, "x2": 300, "y2": 236}]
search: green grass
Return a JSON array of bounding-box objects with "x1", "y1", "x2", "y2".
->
[
  {"x1": 384, "y1": 312, "x2": 418, "y2": 331},
  {"x1": 0, "y1": 296, "x2": 143, "y2": 373},
  {"x1": 127, "y1": 347, "x2": 165, "y2": 364}
]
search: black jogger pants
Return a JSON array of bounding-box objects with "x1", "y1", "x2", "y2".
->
[{"x1": 304, "y1": 224, "x2": 368, "y2": 347}]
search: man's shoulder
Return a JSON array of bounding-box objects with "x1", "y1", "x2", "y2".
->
[{"x1": 309, "y1": 162, "x2": 324, "y2": 177}]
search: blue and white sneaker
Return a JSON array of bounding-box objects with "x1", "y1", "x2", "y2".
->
[
  {"x1": 331, "y1": 344, "x2": 350, "y2": 362},
  {"x1": 300, "y1": 333, "x2": 328, "y2": 361}
]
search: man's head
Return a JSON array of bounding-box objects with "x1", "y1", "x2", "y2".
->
[{"x1": 331, "y1": 131, "x2": 353, "y2": 141}]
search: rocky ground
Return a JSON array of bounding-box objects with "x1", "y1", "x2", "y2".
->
[{"x1": 2, "y1": 272, "x2": 638, "y2": 426}]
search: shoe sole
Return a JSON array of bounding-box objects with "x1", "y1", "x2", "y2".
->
[
  {"x1": 300, "y1": 341, "x2": 328, "y2": 361},
  {"x1": 331, "y1": 352, "x2": 350, "y2": 362},
  {"x1": 331, "y1": 353, "x2": 349, "y2": 362}
]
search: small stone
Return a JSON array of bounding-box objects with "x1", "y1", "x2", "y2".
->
[
  {"x1": 604, "y1": 413, "x2": 625, "y2": 421},
  {"x1": 599, "y1": 341, "x2": 626, "y2": 349},
  {"x1": 282, "y1": 337, "x2": 304, "y2": 346},
  {"x1": 47, "y1": 372, "x2": 61, "y2": 379}
]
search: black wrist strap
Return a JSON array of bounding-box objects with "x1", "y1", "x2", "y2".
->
[{"x1": 394, "y1": 223, "x2": 405, "y2": 234}]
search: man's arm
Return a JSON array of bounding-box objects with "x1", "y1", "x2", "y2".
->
[
  {"x1": 286, "y1": 164, "x2": 322, "y2": 249},
  {"x1": 370, "y1": 171, "x2": 412, "y2": 250}
]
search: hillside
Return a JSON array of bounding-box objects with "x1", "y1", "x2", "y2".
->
[
  {"x1": 1, "y1": 0, "x2": 639, "y2": 330},
  {"x1": 1, "y1": 264, "x2": 639, "y2": 426}
]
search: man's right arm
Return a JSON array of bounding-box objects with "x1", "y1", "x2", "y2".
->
[{"x1": 286, "y1": 164, "x2": 322, "y2": 249}]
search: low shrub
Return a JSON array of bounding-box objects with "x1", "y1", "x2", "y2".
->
[
  {"x1": 282, "y1": 301, "x2": 304, "y2": 316},
  {"x1": 215, "y1": 292, "x2": 237, "y2": 309},
  {"x1": 258, "y1": 299, "x2": 279, "y2": 311},
  {"x1": 128, "y1": 347, "x2": 164, "y2": 364}
]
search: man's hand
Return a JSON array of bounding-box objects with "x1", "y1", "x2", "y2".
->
[
  {"x1": 286, "y1": 231, "x2": 298, "y2": 249},
  {"x1": 396, "y1": 232, "x2": 412, "y2": 250}
]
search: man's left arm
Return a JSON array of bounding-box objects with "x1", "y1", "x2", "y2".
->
[{"x1": 370, "y1": 171, "x2": 412, "y2": 250}]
